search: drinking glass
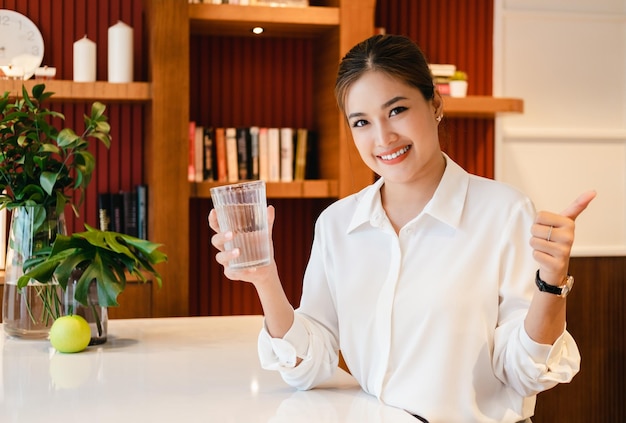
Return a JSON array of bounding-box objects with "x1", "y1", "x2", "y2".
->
[{"x1": 210, "y1": 181, "x2": 270, "y2": 269}]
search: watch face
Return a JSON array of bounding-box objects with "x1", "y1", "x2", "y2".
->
[{"x1": 0, "y1": 9, "x2": 45, "y2": 79}]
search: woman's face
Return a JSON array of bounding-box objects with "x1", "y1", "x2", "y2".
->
[{"x1": 344, "y1": 70, "x2": 442, "y2": 185}]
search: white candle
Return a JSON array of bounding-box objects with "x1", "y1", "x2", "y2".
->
[
  {"x1": 73, "y1": 36, "x2": 96, "y2": 82},
  {"x1": 108, "y1": 21, "x2": 133, "y2": 83}
]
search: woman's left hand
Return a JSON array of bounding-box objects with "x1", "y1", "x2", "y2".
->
[{"x1": 530, "y1": 190, "x2": 597, "y2": 286}]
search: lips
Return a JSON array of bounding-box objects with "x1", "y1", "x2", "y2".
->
[{"x1": 378, "y1": 145, "x2": 411, "y2": 161}]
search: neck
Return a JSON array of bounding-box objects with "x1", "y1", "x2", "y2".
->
[{"x1": 381, "y1": 153, "x2": 446, "y2": 232}]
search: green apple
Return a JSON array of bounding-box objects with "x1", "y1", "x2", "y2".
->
[{"x1": 49, "y1": 315, "x2": 91, "y2": 353}]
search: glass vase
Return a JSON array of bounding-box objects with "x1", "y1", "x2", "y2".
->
[
  {"x1": 64, "y1": 268, "x2": 108, "y2": 345},
  {"x1": 2, "y1": 206, "x2": 66, "y2": 339}
]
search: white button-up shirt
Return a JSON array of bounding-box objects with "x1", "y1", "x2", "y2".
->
[{"x1": 259, "y1": 155, "x2": 580, "y2": 423}]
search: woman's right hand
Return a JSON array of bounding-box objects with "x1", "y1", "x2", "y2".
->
[{"x1": 208, "y1": 205, "x2": 279, "y2": 287}]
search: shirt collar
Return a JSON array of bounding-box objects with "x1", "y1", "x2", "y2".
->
[{"x1": 347, "y1": 153, "x2": 469, "y2": 233}]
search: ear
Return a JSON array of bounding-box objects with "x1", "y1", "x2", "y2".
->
[{"x1": 432, "y1": 89, "x2": 444, "y2": 118}]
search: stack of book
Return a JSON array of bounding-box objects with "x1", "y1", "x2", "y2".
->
[
  {"x1": 428, "y1": 63, "x2": 457, "y2": 96},
  {"x1": 97, "y1": 185, "x2": 148, "y2": 239},
  {"x1": 188, "y1": 125, "x2": 317, "y2": 184}
]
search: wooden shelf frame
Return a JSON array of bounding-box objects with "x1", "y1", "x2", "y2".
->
[
  {"x1": 443, "y1": 96, "x2": 523, "y2": 117},
  {"x1": 189, "y1": 4, "x2": 340, "y2": 37},
  {"x1": 192, "y1": 180, "x2": 339, "y2": 199},
  {"x1": 0, "y1": 80, "x2": 152, "y2": 103}
]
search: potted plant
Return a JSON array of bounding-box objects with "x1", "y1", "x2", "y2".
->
[
  {"x1": 17, "y1": 224, "x2": 167, "y2": 344},
  {"x1": 449, "y1": 70, "x2": 468, "y2": 98},
  {"x1": 0, "y1": 83, "x2": 111, "y2": 338}
]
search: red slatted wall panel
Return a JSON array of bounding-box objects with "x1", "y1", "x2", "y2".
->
[
  {"x1": 376, "y1": 0, "x2": 495, "y2": 178},
  {"x1": 0, "y1": 0, "x2": 145, "y2": 235},
  {"x1": 188, "y1": 34, "x2": 323, "y2": 315}
]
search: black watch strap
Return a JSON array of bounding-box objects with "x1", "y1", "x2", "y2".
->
[{"x1": 535, "y1": 269, "x2": 574, "y2": 297}]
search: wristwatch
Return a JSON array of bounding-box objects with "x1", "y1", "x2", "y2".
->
[{"x1": 535, "y1": 269, "x2": 574, "y2": 298}]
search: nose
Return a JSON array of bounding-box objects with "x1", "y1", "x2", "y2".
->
[{"x1": 374, "y1": 121, "x2": 398, "y2": 146}]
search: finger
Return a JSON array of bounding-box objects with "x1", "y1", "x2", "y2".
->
[
  {"x1": 208, "y1": 209, "x2": 221, "y2": 233},
  {"x1": 560, "y1": 190, "x2": 597, "y2": 220},
  {"x1": 267, "y1": 205, "x2": 275, "y2": 232},
  {"x1": 210, "y1": 229, "x2": 232, "y2": 251}
]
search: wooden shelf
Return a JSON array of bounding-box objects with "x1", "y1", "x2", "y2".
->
[
  {"x1": 0, "y1": 80, "x2": 152, "y2": 103},
  {"x1": 189, "y1": 4, "x2": 339, "y2": 37},
  {"x1": 442, "y1": 96, "x2": 523, "y2": 118},
  {"x1": 192, "y1": 180, "x2": 339, "y2": 199}
]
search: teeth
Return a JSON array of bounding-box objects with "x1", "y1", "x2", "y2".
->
[{"x1": 380, "y1": 145, "x2": 410, "y2": 161}]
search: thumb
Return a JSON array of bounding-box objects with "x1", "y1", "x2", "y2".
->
[{"x1": 560, "y1": 190, "x2": 597, "y2": 220}]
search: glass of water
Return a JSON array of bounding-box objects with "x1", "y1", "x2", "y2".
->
[{"x1": 210, "y1": 180, "x2": 271, "y2": 269}]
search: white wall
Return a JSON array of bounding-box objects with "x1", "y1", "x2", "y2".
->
[{"x1": 494, "y1": 0, "x2": 626, "y2": 256}]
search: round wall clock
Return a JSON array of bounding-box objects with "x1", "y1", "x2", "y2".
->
[{"x1": 0, "y1": 9, "x2": 45, "y2": 79}]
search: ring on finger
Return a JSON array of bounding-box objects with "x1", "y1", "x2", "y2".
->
[{"x1": 546, "y1": 225, "x2": 553, "y2": 242}]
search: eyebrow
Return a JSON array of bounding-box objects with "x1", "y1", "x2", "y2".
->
[{"x1": 347, "y1": 96, "x2": 408, "y2": 120}]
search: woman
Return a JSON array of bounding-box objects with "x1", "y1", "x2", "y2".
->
[{"x1": 209, "y1": 34, "x2": 595, "y2": 422}]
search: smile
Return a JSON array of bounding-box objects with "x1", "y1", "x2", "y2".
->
[{"x1": 378, "y1": 145, "x2": 411, "y2": 161}]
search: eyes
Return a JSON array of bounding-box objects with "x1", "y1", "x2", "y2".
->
[{"x1": 350, "y1": 106, "x2": 408, "y2": 128}]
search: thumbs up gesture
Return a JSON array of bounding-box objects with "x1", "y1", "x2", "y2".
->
[{"x1": 530, "y1": 190, "x2": 597, "y2": 286}]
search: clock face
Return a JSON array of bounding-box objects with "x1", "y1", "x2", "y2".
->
[{"x1": 0, "y1": 9, "x2": 45, "y2": 79}]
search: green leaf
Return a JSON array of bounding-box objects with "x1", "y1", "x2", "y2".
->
[
  {"x1": 90, "y1": 102, "x2": 106, "y2": 120},
  {"x1": 56, "y1": 128, "x2": 79, "y2": 148},
  {"x1": 40, "y1": 171, "x2": 57, "y2": 196},
  {"x1": 32, "y1": 83, "x2": 46, "y2": 99}
]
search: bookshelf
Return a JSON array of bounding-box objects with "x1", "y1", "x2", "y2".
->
[
  {"x1": 145, "y1": 0, "x2": 526, "y2": 317},
  {"x1": 0, "y1": 1, "x2": 525, "y2": 320}
]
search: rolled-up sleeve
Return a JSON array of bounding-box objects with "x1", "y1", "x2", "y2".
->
[{"x1": 258, "y1": 312, "x2": 339, "y2": 390}]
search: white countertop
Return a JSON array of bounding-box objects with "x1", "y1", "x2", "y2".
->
[{"x1": 0, "y1": 315, "x2": 415, "y2": 422}]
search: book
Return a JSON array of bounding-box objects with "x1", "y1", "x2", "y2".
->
[
  {"x1": 214, "y1": 127, "x2": 227, "y2": 182},
  {"x1": 249, "y1": 126, "x2": 260, "y2": 180},
  {"x1": 225, "y1": 127, "x2": 239, "y2": 182},
  {"x1": 97, "y1": 193, "x2": 112, "y2": 231},
  {"x1": 203, "y1": 127, "x2": 214, "y2": 181},
  {"x1": 294, "y1": 128, "x2": 308, "y2": 181},
  {"x1": 267, "y1": 127, "x2": 281, "y2": 182},
  {"x1": 122, "y1": 190, "x2": 138, "y2": 237},
  {"x1": 194, "y1": 125, "x2": 205, "y2": 182},
  {"x1": 280, "y1": 127, "x2": 294, "y2": 182},
  {"x1": 188, "y1": 121, "x2": 196, "y2": 182},
  {"x1": 136, "y1": 184, "x2": 148, "y2": 240},
  {"x1": 110, "y1": 192, "x2": 124, "y2": 233},
  {"x1": 305, "y1": 130, "x2": 318, "y2": 179},
  {"x1": 258, "y1": 127, "x2": 269, "y2": 181},
  {"x1": 428, "y1": 63, "x2": 456, "y2": 77},
  {"x1": 236, "y1": 127, "x2": 250, "y2": 180}
]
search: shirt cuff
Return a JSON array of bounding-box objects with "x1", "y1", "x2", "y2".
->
[
  {"x1": 258, "y1": 314, "x2": 309, "y2": 370},
  {"x1": 520, "y1": 324, "x2": 567, "y2": 367}
]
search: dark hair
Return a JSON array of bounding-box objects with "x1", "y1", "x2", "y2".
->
[{"x1": 335, "y1": 34, "x2": 435, "y2": 113}]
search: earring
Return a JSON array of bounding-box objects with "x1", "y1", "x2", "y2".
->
[{"x1": 436, "y1": 114, "x2": 443, "y2": 122}]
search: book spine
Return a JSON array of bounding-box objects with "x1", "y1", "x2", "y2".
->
[
  {"x1": 249, "y1": 126, "x2": 260, "y2": 180},
  {"x1": 225, "y1": 127, "x2": 239, "y2": 183},
  {"x1": 236, "y1": 127, "x2": 250, "y2": 181},
  {"x1": 122, "y1": 190, "x2": 138, "y2": 237},
  {"x1": 294, "y1": 128, "x2": 308, "y2": 181},
  {"x1": 194, "y1": 125, "x2": 205, "y2": 182},
  {"x1": 268, "y1": 128, "x2": 281, "y2": 182},
  {"x1": 215, "y1": 128, "x2": 227, "y2": 182},
  {"x1": 280, "y1": 127, "x2": 294, "y2": 182},
  {"x1": 136, "y1": 184, "x2": 148, "y2": 240},
  {"x1": 110, "y1": 192, "x2": 124, "y2": 233},
  {"x1": 97, "y1": 193, "x2": 112, "y2": 231},
  {"x1": 203, "y1": 127, "x2": 214, "y2": 182},
  {"x1": 258, "y1": 127, "x2": 269, "y2": 182}
]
